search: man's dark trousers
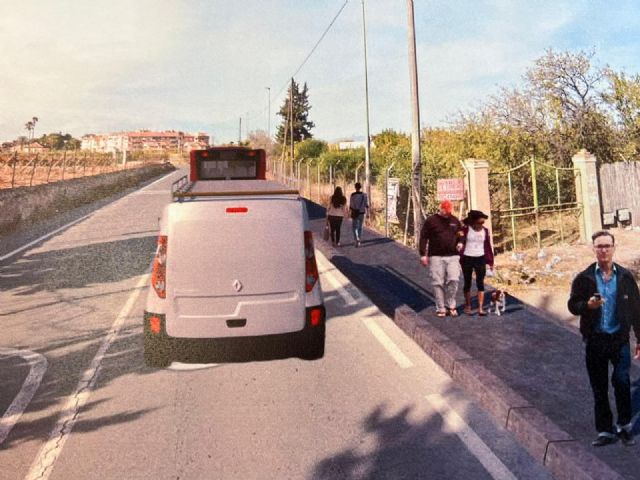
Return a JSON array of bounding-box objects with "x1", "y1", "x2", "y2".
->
[{"x1": 586, "y1": 332, "x2": 632, "y2": 433}]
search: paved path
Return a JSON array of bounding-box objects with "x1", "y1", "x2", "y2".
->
[
  {"x1": 0, "y1": 173, "x2": 550, "y2": 480},
  {"x1": 307, "y1": 205, "x2": 640, "y2": 480}
]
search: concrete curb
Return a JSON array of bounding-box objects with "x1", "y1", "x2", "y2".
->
[{"x1": 393, "y1": 305, "x2": 624, "y2": 480}]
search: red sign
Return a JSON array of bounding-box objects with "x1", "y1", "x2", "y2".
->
[{"x1": 436, "y1": 178, "x2": 465, "y2": 201}]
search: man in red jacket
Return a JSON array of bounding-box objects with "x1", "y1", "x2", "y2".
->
[{"x1": 419, "y1": 200, "x2": 463, "y2": 317}]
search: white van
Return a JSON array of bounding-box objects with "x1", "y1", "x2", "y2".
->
[{"x1": 143, "y1": 161, "x2": 325, "y2": 367}]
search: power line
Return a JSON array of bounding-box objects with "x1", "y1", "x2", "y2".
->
[
  {"x1": 220, "y1": 1, "x2": 351, "y2": 140},
  {"x1": 272, "y1": 0, "x2": 350, "y2": 102}
]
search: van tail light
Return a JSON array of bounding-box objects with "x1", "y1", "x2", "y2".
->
[
  {"x1": 304, "y1": 231, "x2": 319, "y2": 292},
  {"x1": 308, "y1": 307, "x2": 324, "y2": 327},
  {"x1": 151, "y1": 235, "x2": 167, "y2": 298}
]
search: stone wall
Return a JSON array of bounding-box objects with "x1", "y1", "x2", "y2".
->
[{"x1": 0, "y1": 163, "x2": 175, "y2": 235}]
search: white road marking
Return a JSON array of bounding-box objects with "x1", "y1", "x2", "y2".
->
[
  {"x1": 316, "y1": 254, "x2": 358, "y2": 306},
  {"x1": 425, "y1": 394, "x2": 517, "y2": 480},
  {"x1": 0, "y1": 349, "x2": 48, "y2": 446},
  {"x1": 0, "y1": 170, "x2": 179, "y2": 263},
  {"x1": 24, "y1": 273, "x2": 149, "y2": 480},
  {"x1": 168, "y1": 362, "x2": 220, "y2": 371},
  {"x1": 362, "y1": 318, "x2": 414, "y2": 369},
  {"x1": 315, "y1": 251, "x2": 413, "y2": 369},
  {"x1": 0, "y1": 214, "x2": 93, "y2": 262}
]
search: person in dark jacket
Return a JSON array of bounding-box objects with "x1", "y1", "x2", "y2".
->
[
  {"x1": 419, "y1": 200, "x2": 463, "y2": 317},
  {"x1": 349, "y1": 182, "x2": 369, "y2": 247},
  {"x1": 457, "y1": 210, "x2": 494, "y2": 315},
  {"x1": 568, "y1": 230, "x2": 640, "y2": 447}
]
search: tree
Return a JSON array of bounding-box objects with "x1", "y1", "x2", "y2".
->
[
  {"x1": 276, "y1": 79, "x2": 315, "y2": 145},
  {"x1": 295, "y1": 138, "x2": 327, "y2": 159},
  {"x1": 603, "y1": 70, "x2": 640, "y2": 160}
]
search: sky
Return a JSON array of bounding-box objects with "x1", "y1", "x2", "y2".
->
[{"x1": 1, "y1": 0, "x2": 639, "y2": 144}]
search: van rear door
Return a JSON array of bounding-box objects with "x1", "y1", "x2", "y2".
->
[{"x1": 165, "y1": 196, "x2": 305, "y2": 338}]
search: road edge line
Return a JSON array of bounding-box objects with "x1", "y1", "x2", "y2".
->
[
  {"x1": 0, "y1": 349, "x2": 48, "y2": 446},
  {"x1": 24, "y1": 273, "x2": 149, "y2": 480}
]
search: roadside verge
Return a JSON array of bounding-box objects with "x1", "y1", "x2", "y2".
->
[{"x1": 0, "y1": 163, "x2": 175, "y2": 236}]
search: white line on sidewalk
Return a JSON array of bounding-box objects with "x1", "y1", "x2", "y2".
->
[
  {"x1": 362, "y1": 318, "x2": 414, "y2": 369},
  {"x1": 425, "y1": 394, "x2": 517, "y2": 480},
  {"x1": 0, "y1": 171, "x2": 179, "y2": 263},
  {"x1": 24, "y1": 273, "x2": 149, "y2": 480},
  {"x1": 0, "y1": 349, "x2": 48, "y2": 446}
]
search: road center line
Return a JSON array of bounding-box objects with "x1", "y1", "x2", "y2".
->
[
  {"x1": 425, "y1": 394, "x2": 517, "y2": 480},
  {"x1": 24, "y1": 273, "x2": 149, "y2": 480},
  {"x1": 0, "y1": 349, "x2": 48, "y2": 446}
]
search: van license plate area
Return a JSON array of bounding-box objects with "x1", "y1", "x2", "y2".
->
[{"x1": 226, "y1": 318, "x2": 247, "y2": 328}]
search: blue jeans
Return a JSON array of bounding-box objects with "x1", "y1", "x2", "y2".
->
[
  {"x1": 585, "y1": 334, "x2": 631, "y2": 433},
  {"x1": 352, "y1": 214, "x2": 364, "y2": 242}
]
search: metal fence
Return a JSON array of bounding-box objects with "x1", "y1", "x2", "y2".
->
[
  {"x1": 489, "y1": 157, "x2": 582, "y2": 251},
  {"x1": 0, "y1": 151, "x2": 167, "y2": 189}
]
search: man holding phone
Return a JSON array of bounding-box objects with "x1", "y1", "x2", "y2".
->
[{"x1": 568, "y1": 230, "x2": 640, "y2": 447}]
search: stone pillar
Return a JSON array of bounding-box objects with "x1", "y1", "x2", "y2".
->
[
  {"x1": 463, "y1": 158, "x2": 492, "y2": 235},
  {"x1": 572, "y1": 149, "x2": 602, "y2": 242}
]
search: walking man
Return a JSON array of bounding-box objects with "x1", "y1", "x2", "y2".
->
[
  {"x1": 349, "y1": 182, "x2": 369, "y2": 247},
  {"x1": 419, "y1": 200, "x2": 463, "y2": 317},
  {"x1": 568, "y1": 230, "x2": 640, "y2": 447}
]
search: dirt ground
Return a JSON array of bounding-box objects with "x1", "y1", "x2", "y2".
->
[{"x1": 488, "y1": 226, "x2": 640, "y2": 325}]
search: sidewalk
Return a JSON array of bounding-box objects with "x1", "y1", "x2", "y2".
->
[{"x1": 306, "y1": 201, "x2": 639, "y2": 480}]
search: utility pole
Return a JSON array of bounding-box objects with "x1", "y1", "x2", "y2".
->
[
  {"x1": 266, "y1": 87, "x2": 271, "y2": 139},
  {"x1": 361, "y1": 0, "x2": 372, "y2": 207},
  {"x1": 238, "y1": 117, "x2": 242, "y2": 145},
  {"x1": 289, "y1": 78, "x2": 295, "y2": 177},
  {"x1": 407, "y1": 0, "x2": 423, "y2": 245}
]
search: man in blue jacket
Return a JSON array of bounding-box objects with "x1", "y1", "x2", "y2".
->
[{"x1": 568, "y1": 230, "x2": 640, "y2": 447}]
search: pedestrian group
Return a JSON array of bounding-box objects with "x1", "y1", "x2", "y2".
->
[{"x1": 325, "y1": 189, "x2": 640, "y2": 449}]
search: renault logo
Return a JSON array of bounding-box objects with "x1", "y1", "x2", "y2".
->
[{"x1": 233, "y1": 279, "x2": 243, "y2": 292}]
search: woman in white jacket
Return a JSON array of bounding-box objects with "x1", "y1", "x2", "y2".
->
[{"x1": 327, "y1": 186, "x2": 348, "y2": 246}]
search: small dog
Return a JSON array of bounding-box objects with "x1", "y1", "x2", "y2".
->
[{"x1": 490, "y1": 290, "x2": 507, "y2": 316}]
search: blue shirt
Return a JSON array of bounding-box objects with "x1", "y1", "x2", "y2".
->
[{"x1": 595, "y1": 264, "x2": 619, "y2": 334}]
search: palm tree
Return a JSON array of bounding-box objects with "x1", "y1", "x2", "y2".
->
[{"x1": 25, "y1": 121, "x2": 34, "y2": 153}]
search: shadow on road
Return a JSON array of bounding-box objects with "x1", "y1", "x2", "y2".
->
[
  {"x1": 310, "y1": 399, "x2": 493, "y2": 480},
  {"x1": 0, "y1": 235, "x2": 156, "y2": 297}
]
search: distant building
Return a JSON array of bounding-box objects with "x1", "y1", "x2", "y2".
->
[
  {"x1": 338, "y1": 140, "x2": 367, "y2": 150},
  {"x1": 6, "y1": 141, "x2": 50, "y2": 153},
  {"x1": 81, "y1": 130, "x2": 210, "y2": 153}
]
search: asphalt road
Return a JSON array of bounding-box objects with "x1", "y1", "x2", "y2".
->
[{"x1": 0, "y1": 170, "x2": 551, "y2": 480}]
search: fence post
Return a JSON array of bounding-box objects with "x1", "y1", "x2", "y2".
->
[
  {"x1": 11, "y1": 153, "x2": 18, "y2": 188},
  {"x1": 29, "y1": 154, "x2": 39, "y2": 186},
  {"x1": 572, "y1": 149, "x2": 602, "y2": 242},
  {"x1": 531, "y1": 158, "x2": 541, "y2": 249},
  {"x1": 507, "y1": 171, "x2": 517, "y2": 250},
  {"x1": 46, "y1": 154, "x2": 53, "y2": 183},
  {"x1": 555, "y1": 168, "x2": 564, "y2": 243},
  {"x1": 62, "y1": 151, "x2": 67, "y2": 180}
]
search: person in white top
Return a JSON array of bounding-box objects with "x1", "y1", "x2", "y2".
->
[
  {"x1": 326, "y1": 186, "x2": 348, "y2": 246},
  {"x1": 456, "y1": 210, "x2": 495, "y2": 315}
]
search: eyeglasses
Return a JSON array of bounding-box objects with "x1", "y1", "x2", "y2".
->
[{"x1": 594, "y1": 244, "x2": 614, "y2": 250}]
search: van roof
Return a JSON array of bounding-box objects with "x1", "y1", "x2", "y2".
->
[{"x1": 173, "y1": 178, "x2": 300, "y2": 199}]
